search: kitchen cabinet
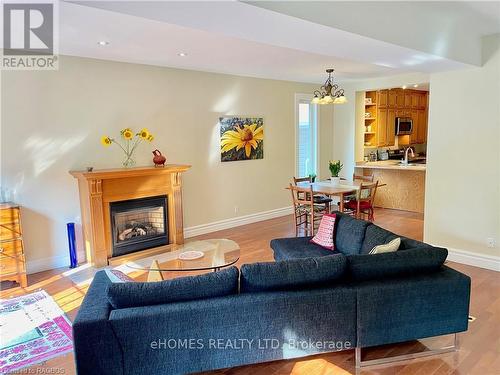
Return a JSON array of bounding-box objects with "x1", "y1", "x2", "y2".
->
[
  {"x1": 388, "y1": 90, "x2": 396, "y2": 108},
  {"x1": 409, "y1": 108, "x2": 428, "y2": 144},
  {"x1": 411, "y1": 93, "x2": 419, "y2": 108},
  {"x1": 375, "y1": 108, "x2": 396, "y2": 147},
  {"x1": 396, "y1": 109, "x2": 410, "y2": 118},
  {"x1": 417, "y1": 109, "x2": 428, "y2": 143},
  {"x1": 418, "y1": 92, "x2": 427, "y2": 109},
  {"x1": 377, "y1": 108, "x2": 388, "y2": 146},
  {"x1": 404, "y1": 92, "x2": 412, "y2": 108},
  {"x1": 396, "y1": 90, "x2": 405, "y2": 107},
  {"x1": 387, "y1": 109, "x2": 396, "y2": 146},
  {"x1": 377, "y1": 90, "x2": 388, "y2": 108},
  {"x1": 362, "y1": 89, "x2": 428, "y2": 149},
  {"x1": 409, "y1": 109, "x2": 419, "y2": 144}
]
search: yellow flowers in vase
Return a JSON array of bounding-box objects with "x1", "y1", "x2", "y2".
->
[{"x1": 101, "y1": 128, "x2": 154, "y2": 167}]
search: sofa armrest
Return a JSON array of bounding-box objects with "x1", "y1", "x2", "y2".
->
[
  {"x1": 73, "y1": 270, "x2": 124, "y2": 375},
  {"x1": 347, "y1": 246, "x2": 447, "y2": 281},
  {"x1": 355, "y1": 266, "x2": 471, "y2": 347}
]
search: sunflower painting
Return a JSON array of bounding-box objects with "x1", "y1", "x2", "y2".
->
[{"x1": 220, "y1": 117, "x2": 264, "y2": 162}]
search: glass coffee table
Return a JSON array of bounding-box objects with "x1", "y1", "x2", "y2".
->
[{"x1": 125, "y1": 239, "x2": 240, "y2": 281}]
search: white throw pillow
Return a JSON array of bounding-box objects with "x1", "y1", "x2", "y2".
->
[
  {"x1": 369, "y1": 237, "x2": 401, "y2": 254},
  {"x1": 104, "y1": 268, "x2": 134, "y2": 283}
]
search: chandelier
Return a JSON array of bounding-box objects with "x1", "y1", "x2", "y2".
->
[{"x1": 311, "y1": 68, "x2": 347, "y2": 105}]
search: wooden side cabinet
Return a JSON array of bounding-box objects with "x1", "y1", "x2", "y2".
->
[{"x1": 0, "y1": 203, "x2": 27, "y2": 288}]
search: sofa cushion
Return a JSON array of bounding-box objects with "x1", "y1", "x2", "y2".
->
[
  {"x1": 361, "y1": 225, "x2": 399, "y2": 254},
  {"x1": 335, "y1": 214, "x2": 370, "y2": 255},
  {"x1": 347, "y1": 246, "x2": 448, "y2": 281},
  {"x1": 240, "y1": 255, "x2": 347, "y2": 293},
  {"x1": 270, "y1": 237, "x2": 334, "y2": 261},
  {"x1": 310, "y1": 213, "x2": 338, "y2": 250},
  {"x1": 369, "y1": 237, "x2": 401, "y2": 254},
  {"x1": 107, "y1": 266, "x2": 239, "y2": 309},
  {"x1": 399, "y1": 236, "x2": 427, "y2": 250},
  {"x1": 103, "y1": 269, "x2": 134, "y2": 283}
]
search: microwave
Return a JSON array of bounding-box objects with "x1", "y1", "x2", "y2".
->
[{"x1": 395, "y1": 117, "x2": 413, "y2": 135}]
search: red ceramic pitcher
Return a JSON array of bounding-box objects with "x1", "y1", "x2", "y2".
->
[{"x1": 152, "y1": 149, "x2": 166, "y2": 167}]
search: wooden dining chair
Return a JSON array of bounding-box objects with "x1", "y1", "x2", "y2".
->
[
  {"x1": 292, "y1": 176, "x2": 332, "y2": 213},
  {"x1": 289, "y1": 183, "x2": 327, "y2": 236},
  {"x1": 352, "y1": 173, "x2": 374, "y2": 182},
  {"x1": 342, "y1": 174, "x2": 374, "y2": 206},
  {"x1": 343, "y1": 181, "x2": 379, "y2": 221}
]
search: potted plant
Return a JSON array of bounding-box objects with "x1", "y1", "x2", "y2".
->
[
  {"x1": 329, "y1": 160, "x2": 343, "y2": 185},
  {"x1": 308, "y1": 173, "x2": 317, "y2": 182}
]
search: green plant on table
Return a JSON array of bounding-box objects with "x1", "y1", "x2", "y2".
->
[{"x1": 328, "y1": 160, "x2": 343, "y2": 177}]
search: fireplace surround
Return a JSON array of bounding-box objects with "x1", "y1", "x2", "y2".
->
[{"x1": 70, "y1": 165, "x2": 190, "y2": 267}]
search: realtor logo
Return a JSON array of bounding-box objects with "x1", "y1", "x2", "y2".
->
[
  {"x1": 2, "y1": 1, "x2": 58, "y2": 69},
  {"x1": 4, "y1": 3, "x2": 53, "y2": 55}
]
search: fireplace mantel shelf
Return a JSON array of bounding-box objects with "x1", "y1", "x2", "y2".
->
[
  {"x1": 70, "y1": 164, "x2": 191, "y2": 180},
  {"x1": 70, "y1": 164, "x2": 191, "y2": 267}
]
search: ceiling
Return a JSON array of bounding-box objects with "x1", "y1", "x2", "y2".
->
[
  {"x1": 55, "y1": 1, "x2": 500, "y2": 83},
  {"x1": 247, "y1": 1, "x2": 500, "y2": 66}
]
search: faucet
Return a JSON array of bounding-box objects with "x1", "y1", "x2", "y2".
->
[{"x1": 402, "y1": 147, "x2": 415, "y2": 165}]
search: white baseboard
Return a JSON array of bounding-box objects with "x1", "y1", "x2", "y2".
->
[
  {"x1": 25, "y1": 208, "x2": 292, "y2": 274},
  {"x1": 27, "y1": 254, "x2": 70, "y2": 275},
  {"x1": 184, "y1": 206, "x2": 293, "y2": 238},
  {"x1": 447, "y1": 248, "x2": 500, "y2": 272}
]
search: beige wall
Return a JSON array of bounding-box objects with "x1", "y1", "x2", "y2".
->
[
  {"x1": 424, "y1": 34, "x2": 500, "y2": 258},
  {"x1": 1, "y1": 56, "x2": 333, "y2": 272}
]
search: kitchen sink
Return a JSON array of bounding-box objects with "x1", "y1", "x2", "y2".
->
[{"x1": 398, "y1": 163, "x2": 419, "y2": 167}]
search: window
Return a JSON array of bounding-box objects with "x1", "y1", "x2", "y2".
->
[{"x1": 295, "y1": 94, "x2": 318, "y2": 177}]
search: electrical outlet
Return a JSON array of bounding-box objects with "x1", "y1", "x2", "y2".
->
[
  {"x1": 234, "y1": 206, "x2": 239, "y2": 214},
  {"x1": 487, "y1": 238, "x2": 496, "y2": 248}
]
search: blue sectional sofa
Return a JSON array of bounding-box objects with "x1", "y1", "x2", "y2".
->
[{"x1": 73, "y1": 212, "x2": 470, "y2": 374}]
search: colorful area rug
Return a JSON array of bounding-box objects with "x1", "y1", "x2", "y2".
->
[{"x1": 0, "y1": 290, "x2": 73, "y2": 373}]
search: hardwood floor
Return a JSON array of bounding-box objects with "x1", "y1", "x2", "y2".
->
[{"x1": 1, "y1": 208, "x2": 499, "y2": 375}]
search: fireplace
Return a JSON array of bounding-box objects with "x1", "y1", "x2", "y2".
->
[
  {"x1": 110, "y1": 195, "x2": 168, "y2": 257},
  {"x1": 70, "y1": 165, "x2": 190, "y2": 267}
]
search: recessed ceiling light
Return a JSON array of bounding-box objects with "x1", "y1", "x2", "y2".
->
[
  {"x1": 402, "y1": 85, "x2": 407, "y2": 89},
  {"x1": 413, "y1": 84, "x2": 419, "y2": 88},
  {"x1": 177, "y1": 52, "x2": 188, "y2": 57},
  {"x1": 97, "y1": 41, "x2": 109, "y2": 46}
]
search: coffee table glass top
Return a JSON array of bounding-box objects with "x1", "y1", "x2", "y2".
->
[{"x1": 125, "y1": 239, "x2": 240, "y2": 272}]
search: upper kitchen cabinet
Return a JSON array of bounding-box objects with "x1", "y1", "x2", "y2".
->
[
  {"x1": 376, "y1": 108, "x2": 388, "y2": 146},
  {"x1": 374, "y1": 107, "x2": 396, "y2": 147},
  {"x1": 362, "y1": 88, "x2": 428, "y2": 149},
  {"x1": 404, "y1": 91, "x2": 412, "y2": 108},
  {"x1": 409, "y1": 109, "x2": 420, "y2": 144},
  {"x1": 417, "y1": 109, "x2": 428, "y2": 143},
  {"x1": 388, "y1": 90, "x2": 397, "y2": 108},
  {"x1": 409, "y1": 108, "x2": 428, "y2": 144},
  {"x1": 377, "y1": 90, "x2": 388, "y2": 107},
  {"x1": 396, "y1": 90, "x2": 405, "y2": 107},
  {"x1": 411, "y1": 92, "x2": 420, "y2": 108},
  {"x1": 418, "y1": 92, "x2": 428, "y2": 109},
  {"x1": 387, "y1": 108, "x2": 396, "y2": 146}
]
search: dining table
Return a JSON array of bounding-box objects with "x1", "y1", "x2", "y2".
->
[{"x1": 289, "y1": 179, "x2": 386, "y2": 212}]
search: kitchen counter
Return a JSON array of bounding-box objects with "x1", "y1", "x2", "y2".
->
[
  {"x1": 355, "y1": 160, "x2": 426, "y2": 171},
  {"x1": 355, "y1": 161, "x2": 425, "y2": 213}
]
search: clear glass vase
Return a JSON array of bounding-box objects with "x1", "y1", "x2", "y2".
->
[{"x1": 122, "y1": 154, "x2": 136, "y2": 168}]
